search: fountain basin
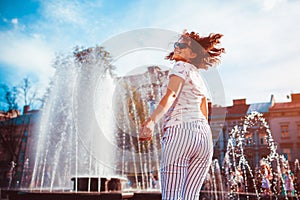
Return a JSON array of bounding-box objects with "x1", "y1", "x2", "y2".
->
[
  {"x1": 4, "y1": 190, "x2": 134, "y2": 200},
  {"x1": 3, "y1": 189, "x2": 299, "y2": 200},
  {"x1": 71, "y1": 176, "x2": 127, "y2": 192}
]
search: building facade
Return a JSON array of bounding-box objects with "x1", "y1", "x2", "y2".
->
[
  {"x1": 269, "y1": 93, "x2": 300, "y2": 163},
  {"x1": 0, "y1": 107, "x2": 40, "y2": 188},
  {"x1": 212, "y1": 96, "x2": 275, "y2": 168}
]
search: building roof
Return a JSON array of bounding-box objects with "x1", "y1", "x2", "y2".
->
[
  {"x1": 226, "y1": 104, "x2": 250, "y2": 118},
  {"x1": 247, "y1": 94, "x2": 274, "y2": 114},
  {"x1": 247, "y1": 102, "x2": 272, "y2": 114},
  {"x1": 270, "y1": 102, "x2": 300, "y2": 110},
  {"x1": 269, "y1": 93, "x2": 300, "y2": 110},
  {"x1": 225, "y1": 95, "x2": 274, "y2": 119}
]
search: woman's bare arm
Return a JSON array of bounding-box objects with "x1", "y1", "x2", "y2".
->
[
  {"x1": 139, "y1": 75, "x2": 184, "y2": 141},
  {"x1": 149, "y1": 75, "x2": 184, "y2": 123},
  {"x1": 200, "y1": 97, "x2": 208, "y2": 121}
]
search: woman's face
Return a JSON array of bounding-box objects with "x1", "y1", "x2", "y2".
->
[{"x1": 172, "y1": 38, "x2": 196, "y2": 62}]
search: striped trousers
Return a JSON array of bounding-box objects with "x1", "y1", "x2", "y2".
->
[{"x1": 160, "y1": 120, "x2": 213, "y2": 200}]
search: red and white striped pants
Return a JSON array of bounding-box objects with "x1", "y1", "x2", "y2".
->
[{"x1": 160, "y1": 120, "x2": 213, "y2": 200}]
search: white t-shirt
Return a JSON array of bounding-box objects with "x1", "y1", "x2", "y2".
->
[{"x1": 163, "y1": 61, "x2": 208, "y2": 128}]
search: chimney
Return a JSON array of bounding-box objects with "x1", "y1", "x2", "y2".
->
[
  {"x1": 270, "y1": 94, "x2": 275, "y2": 107},
  {"x1": 291, "y1": 93, "x2": 300, "y2": 103},
  {"x1": 233, "y1": 99, "x2": 246, "y2": 105},
  {"x1": 23, "y1": 105, "x2": 30, "y2": 114}
]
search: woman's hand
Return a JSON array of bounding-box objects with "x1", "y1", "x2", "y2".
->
[{"x1": 139, "y1": 118, "x2": 155, "y2": 141}]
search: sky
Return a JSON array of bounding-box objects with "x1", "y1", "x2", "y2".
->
[{"x1": 0, "y1": 0, "x2": 299, "y2": 108}]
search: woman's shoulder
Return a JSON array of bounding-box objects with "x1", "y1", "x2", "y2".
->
[
  {"x1": 173, "y1": 61, "x2": 185, "y2": 68},
  {"x1": 173, "y1": 61, "x2": 197, "y2": 70}
]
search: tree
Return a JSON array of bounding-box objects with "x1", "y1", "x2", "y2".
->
[
  {"x1": 18, "y1": 77, "x2": 37, "y2": 107},
  {"x1": 0, "y1": 77, "x2": 43, "y2": 112},
  {"x1": 0, "y1": 84, "x2": 19, "y2": 111}
]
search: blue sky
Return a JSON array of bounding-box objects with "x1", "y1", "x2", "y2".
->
[{"x1": 0, "y1": 0, "x2": 299, "y2": 108}]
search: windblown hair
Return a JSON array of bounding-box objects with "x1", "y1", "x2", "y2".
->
[{"x1": 166, "y1": 30, "x2": 225, "y2": 69}]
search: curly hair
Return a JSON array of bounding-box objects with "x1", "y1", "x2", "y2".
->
[{"x1": 166, "y1": 30, "x2": 225, "y2": 69}]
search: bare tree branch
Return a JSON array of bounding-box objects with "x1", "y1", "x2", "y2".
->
[{"x1": 0, "y1": 84, "x2": 19, "y2": 111}]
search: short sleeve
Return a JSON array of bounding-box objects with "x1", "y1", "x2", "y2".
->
[{"x1": 169, "y1": 61, "x2": 187, "y2": 80}]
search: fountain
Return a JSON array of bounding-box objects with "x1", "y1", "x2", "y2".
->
[
  {"x1": 1, "y1": 45, "x2": 165, "y2": 199},
  {"x1": 30, "y1": 46, "x2": 120, "y2": 190},
  {"x1": 223, "y1": 111, "x2": 299, "y2": 200},
  {"x1": 200, "y1": 159, "x2": 226, "y2": 200},
  {"x1": 113, "y1": 65, "x2": 166, "y2": 190}
]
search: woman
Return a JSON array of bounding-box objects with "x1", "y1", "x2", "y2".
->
[
  {"x1": 260, "y1": 160, "x2": 272, "y2": 195},
  {"x1": 139, "y1": 30, "x2": 225, "y2": 200},
  {"x1": 283, "y1": 169, "x2": 295, "y2": 196}
]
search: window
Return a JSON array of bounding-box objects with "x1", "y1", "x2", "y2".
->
[
  {"x1": 259, "y1": 133, "x2": 266, "y2": 145},
  {"x1": 282, "y1": 148, "x2": 292, "y2": 161},
  {"x1": 280, "y1": 125, "x2": 289, "y2": 138},
  {"x1": 245, "y1": 135, "x2": 252, "y2": 146}
]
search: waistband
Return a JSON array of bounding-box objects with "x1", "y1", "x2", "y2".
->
[{"x1": 163, "y1": 118, "x2": 209, "y2": 132}]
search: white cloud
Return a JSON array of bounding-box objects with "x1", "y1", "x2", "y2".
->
[
  {"x1": 11, "y1": 18, "x2": 18, "y2": 25},
  {"x1": 0, "y1": 30, "x2": 55, "y2": 87},
  {"x1": 261, "y1": 0, "x2": 287, "y2": 11},
  {"x1": 42, "y1": 1, "x2": 85, "y2": 25},
  {"x1": 40, "y1": 0, "x2": 103, "y2": 26}
]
